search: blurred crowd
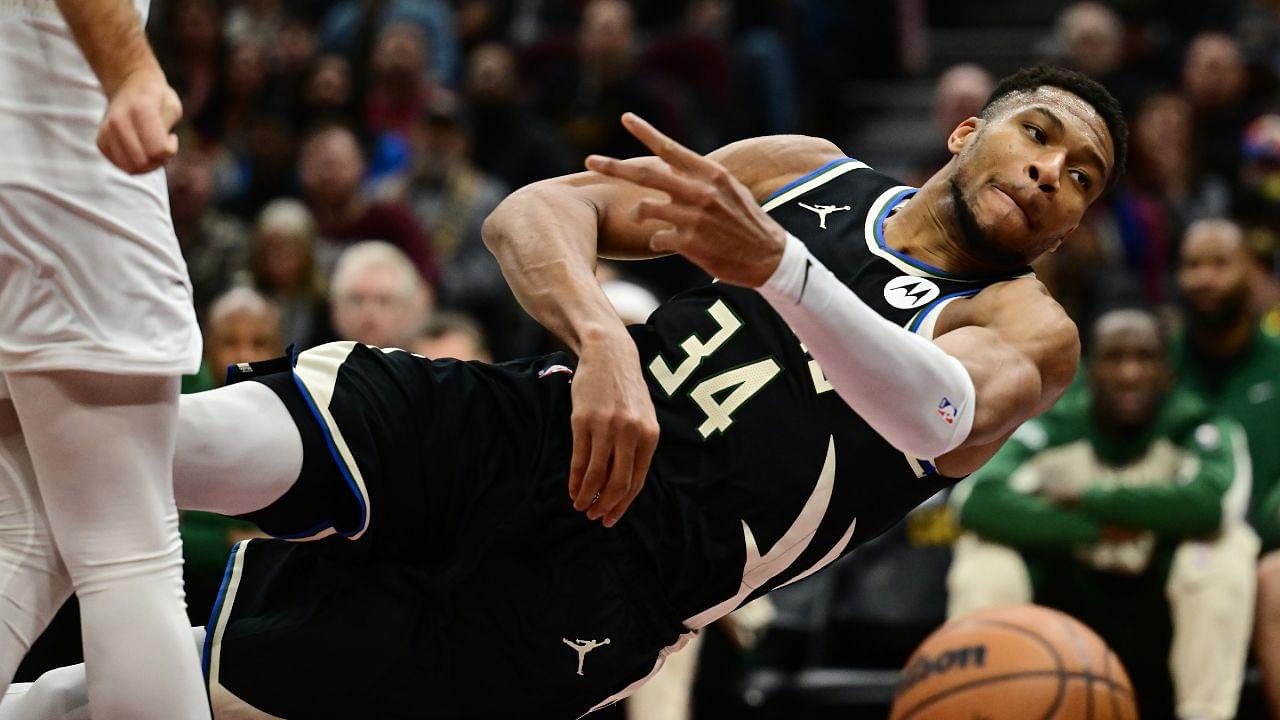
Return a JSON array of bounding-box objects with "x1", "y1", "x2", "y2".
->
[{"x1": 19, "y1": 0, "x2": 1280, "y2": 719}]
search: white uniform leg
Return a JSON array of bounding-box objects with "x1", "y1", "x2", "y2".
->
[
  {"x1": 0, "y1": 627, "x2": 206, "y2": 720},
  {"x1": 1166, "y1": 523, "x2": 1260, "y2": 720},
  {"x1": 7, "y1": 371, "x2": 209, "y2": 720},
  {"x1": 946, "y1": 533, "x2": 1033, "y2": 619},
  {"x1": 0, "y1": 400, "x2": 72, "y2": 693}
]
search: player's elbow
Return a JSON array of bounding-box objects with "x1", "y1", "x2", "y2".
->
[
  {"x1": 1038, "y1": 315, "x2": 1081, "y2": 405},
  {"x1": 967, "y1": 352, "x2": 1043, "y2": 447}
]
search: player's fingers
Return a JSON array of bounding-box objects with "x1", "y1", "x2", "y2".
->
[
  {"x1": 568, "y1": 414, "x2": 591, "y2": 501},
  {"x1": 573, "y1": 421, "x2": 613, "y2": 512},
  {"x1": 133, "y1": 104, "x2": 176, "y2": 166},
  {"x1": 105, "y1": 115, "x2": 148, "y2": 172},
  {"x1": 592, "y1": 435, "x2": 635, "y2": 522},
  {"x1": 607, "y1": 422, "x2": 657, "y2": 527},
  {"x1": 620, "y1": 112, "x2": 718, "y2": 175},
  {"x1": 585, "y1": 155, "x2": 704, "y2": 203},
  {"x1": 633, "y1": 198, "x2": 702, "y2": 228},
  {"x1": 648, "y1": 227, "x2": 685, "y2": 254},
  {"x1": 98, "y1": 130, "x2": 137, "y2": 174}
]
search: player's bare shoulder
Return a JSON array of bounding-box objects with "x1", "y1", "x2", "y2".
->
[
  {"x1": 938, "y1": 276, "x2": 1080, "y2": 403},
  {"x1": 709, "y1": 135, "x2": 846, "y2": 203}
]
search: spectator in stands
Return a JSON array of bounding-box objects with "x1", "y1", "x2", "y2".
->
[
  {"x1": 159, "y1": 0, "x2": 224, "y2": 126},
  {"x1": 409, "y1": 312, "x2": 491, "y2": 362},
  {"x1": 330, "y1": 240, "x2": 432, "y2": 348},
  {"x1": 167, "y1": 144, "x2": 250, "y2": 318},
  {"x1": 949, "y1": 307, "x2": 1258, "y2": 720},
  {"x1": 321, "y1": 0, "x2": 459, "y2": 85},
  {"x1": 1172, "y1": 220, "x2": 1280, "y2": 718},
  {"x1": 911, "y1": 63, "x2": 995, "y2": 183},
  {"x1": 464, "y1": 42, "x2": 574, "y2": 190},
  {"x1": 1109, "y1": 91, "x2": 1230, "y2": 302},
  {"x1": 299, "y1": 54, "x2": 358, "y2": 128},
  {"x1": 364, "y1": 22, "x2": 443, "y2": 140},
  {"x1": 298, "y1": 123, "x2": 438, "y2": 282},
  {"x1": 1182, "y1": 32, "x2": 1252, "y2": 183},
  {"x1": 534, "y1": 0, "x2": 685, "y2": 160},
  {"x1": 181, "y1": 287, "x2": 281, "y2": 624},
  {"x1": 1055, "y1": 2, "x2": 1125, "y2": 81},
  {"x1": 249, "y1": 199, "x2": 334, "y2": 350}
]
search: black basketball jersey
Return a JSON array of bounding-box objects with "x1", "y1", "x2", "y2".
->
[{"x1": 623, "y1": 158, "x2": 1032, "y2": 626}]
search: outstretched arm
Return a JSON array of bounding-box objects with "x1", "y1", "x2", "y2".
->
[
  {"x1": 55, "y1": 0, "x2": 182, "y2": 173},
  {"x1": 586, "y1": 114, "x2": 1078, "y2": 476},
  {"x1": 483, "y1": 131, "x2": 842, "y2": 525}
]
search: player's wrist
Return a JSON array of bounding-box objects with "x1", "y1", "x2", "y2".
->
[{"x1": 759, "y1": 233, "x2": 810, "y2": 302}]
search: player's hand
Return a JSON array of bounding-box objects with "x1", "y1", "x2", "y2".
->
[
  {"x1": 98, "y1": 66, "x2": 183, "y2": 175},
  {"x1": 568, "y1": 328, "x2": 660, "y2": 528},
  {"x1": 585, "y1": 113, "x2": 788, "y2": 288}
]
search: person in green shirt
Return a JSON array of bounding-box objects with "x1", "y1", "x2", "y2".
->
[
  {"x1": 1173, "y1": 219, "x2": 1280, "y2": 718},
  {"x1": 949, "y1": 307, "x2": 1258, "y2": 720}
]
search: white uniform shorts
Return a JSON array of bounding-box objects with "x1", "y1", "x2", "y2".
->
[{"x1": 0, "y1": 0, "x2": 201, "y2": 379}]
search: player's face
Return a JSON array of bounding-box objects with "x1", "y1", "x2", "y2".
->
[
  {"x1": 1088, "y1": 313, "x2": 1169, "y2": 430},
  {"x1": 1178, "y1": 225, "x2": 1252, "y2": 328},
  {"x1": 206, "y1": 312, "x2": 283, "y2": 386},
  {"x1": 947, "y1": 87, "x2": 1114, "y2": 266}
]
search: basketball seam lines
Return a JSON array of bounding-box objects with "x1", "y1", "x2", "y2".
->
[
  {"x1": 936, "y1": 618, "x2": 1068, "y2": 720},
  {"x1": 896, "y1": 670, "x2": 1134, "y2": 720}
]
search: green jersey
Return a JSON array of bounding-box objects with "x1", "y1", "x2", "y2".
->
[
  {"x1": 955, "y1": 389, "x2": 1250, "y2": 575},
  {"x1": 1173, "y1": 329, "x2": 1280, "y2": 548}
]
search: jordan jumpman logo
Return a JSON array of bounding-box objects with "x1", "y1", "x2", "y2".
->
[
  {"x1": 563, "y1": 637, "x2": 611, "y2": 676},
  {"x1": 797, "y1": 202, "x2": 851, "y2": 229}
]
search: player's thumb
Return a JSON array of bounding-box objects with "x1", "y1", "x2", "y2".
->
[
  {"x1": 165, "y1": 133, "x2": 179, "y2": 158},
  {"x1": 161, "y1": 88, "x2": 184, "y2": 130}
]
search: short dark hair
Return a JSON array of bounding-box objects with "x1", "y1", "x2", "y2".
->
[{"x1": 980, "y1": 64, "x2": 1128, "y2": 192}]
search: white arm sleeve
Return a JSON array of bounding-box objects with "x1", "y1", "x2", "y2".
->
[{"x1": 757, "y1": 234, "x2": 976, "y2": 460}]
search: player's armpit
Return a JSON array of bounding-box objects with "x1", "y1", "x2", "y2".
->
[{"x1": 932, "y1": 280, "x2": 1079, "y2": 476}]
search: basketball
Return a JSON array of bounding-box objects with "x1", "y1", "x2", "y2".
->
[{"x1": 889, "y1": 604, "x2": 1138, "y2": 720}]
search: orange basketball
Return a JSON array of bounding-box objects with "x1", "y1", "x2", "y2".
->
[{"x1": 889, "y1": 604, "x2": 1138, "y2": 720}]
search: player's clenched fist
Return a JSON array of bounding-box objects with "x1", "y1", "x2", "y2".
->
[{"x1": 98, "y1": 67, "x2": 182, "y2": 175}]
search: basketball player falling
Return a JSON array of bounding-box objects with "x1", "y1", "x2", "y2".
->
[
  {"x1": 0, "y1": 1, "x2": 207, "y2": 718},
  {"x1": 5, "y1": 66, "x2": 1125, "y2": 719}
]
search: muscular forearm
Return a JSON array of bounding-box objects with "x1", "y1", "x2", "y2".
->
[
  {"x1": 56, "y1": 0, "x2": 161, "y2": 97},
  {"x1": 482, "y1": 183, "x2": 629, "y2": 352}
]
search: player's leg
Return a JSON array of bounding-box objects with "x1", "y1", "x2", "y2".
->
[
  {"x1": 1165, "y1": 524, "x2": 1259, "y2": 720},
  {"x1": 945, "y1": 533, "x2": 1033, "y2": 618},
  {"x1": 0, "y1": 627, "x2": 206, "y2": 720},
  {"x1": 174, "y1": 381, "x2": 302, "y2": 516},
  {"x1": 0, "y1": 399, "x2": 72, "y2": 693},
  {"x1": 1254, "y1": 549, "x2": 1280, "y2": 719},
  {"x1": 7, "y1": 371, "x2": 208, "y2": 720}
]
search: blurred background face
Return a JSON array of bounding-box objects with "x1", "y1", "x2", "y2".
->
[
  {"x1": 166, "y1": 148, "x2": 214, "y2": 226},
  {"x1": 299, "y1": 128, "x2": 365, "y2": 208},
  {"x1": 948, "y1": 86, "x2": 1113, "y2": 266},
  {"x1": 411, "y1": 330, "x2": 490, "y2": 362},
  {"x1": 1057, "y1": 2, "x2": 1124, "y2": 79},
  {"x1": 256, "y1": 230, "x2": 310, "y2": 292},
  {"x1": 173, "y1": 0, "x2": 220, "y2": 57},
  {"x1": 373, "y1": 22, "x2": 429, "y2": 87},
  {"x1": 1088, "y1": 311, "x2": 1170, "y2": 431},
  {"x1": 331, "y1": 263, "x2": 430, "y2": 348},
  {"x1": 205, "y1": 309, "x2": 284, "y2": 385},
  {"x1": 579, "y1": 0, "x2": 635, "y2": 75},
  {"x1": 1182, "y1": 33, "x2": 1246, "y2": 112},
  {"x1": 303, "y1": 55, "x2": 354, "y2": 114},
  {"x1": 1131, "y1": 92, "x2": 1192, "y2": 176},
  {"x1": 933, "y1": 64, "x2": 994, "y2": 141},
  {"x1": 226, "y1": 40, "x2": 269, "y2": 102},
  {"x1": 465, "y1": 43, "x2": 517, "y2": 105},
  {"x1": 1178, "y1": 221, "x2": 1252, "y2": 328}
]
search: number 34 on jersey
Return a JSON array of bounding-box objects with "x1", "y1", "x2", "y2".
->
[{"x1": 647, "y1": 300, "x2": 833, "y2": 439}]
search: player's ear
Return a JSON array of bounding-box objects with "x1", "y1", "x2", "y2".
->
[{"x1": 947, "y1": 118, "x2": 981, "y2": 155}]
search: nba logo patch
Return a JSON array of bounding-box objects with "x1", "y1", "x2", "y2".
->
[
  {"x1": 936, "y1": 397, "x2": 957, "y2": 425},
  {"x1": 539, "y1": 364, "x2": 575, "y2": 379}
]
